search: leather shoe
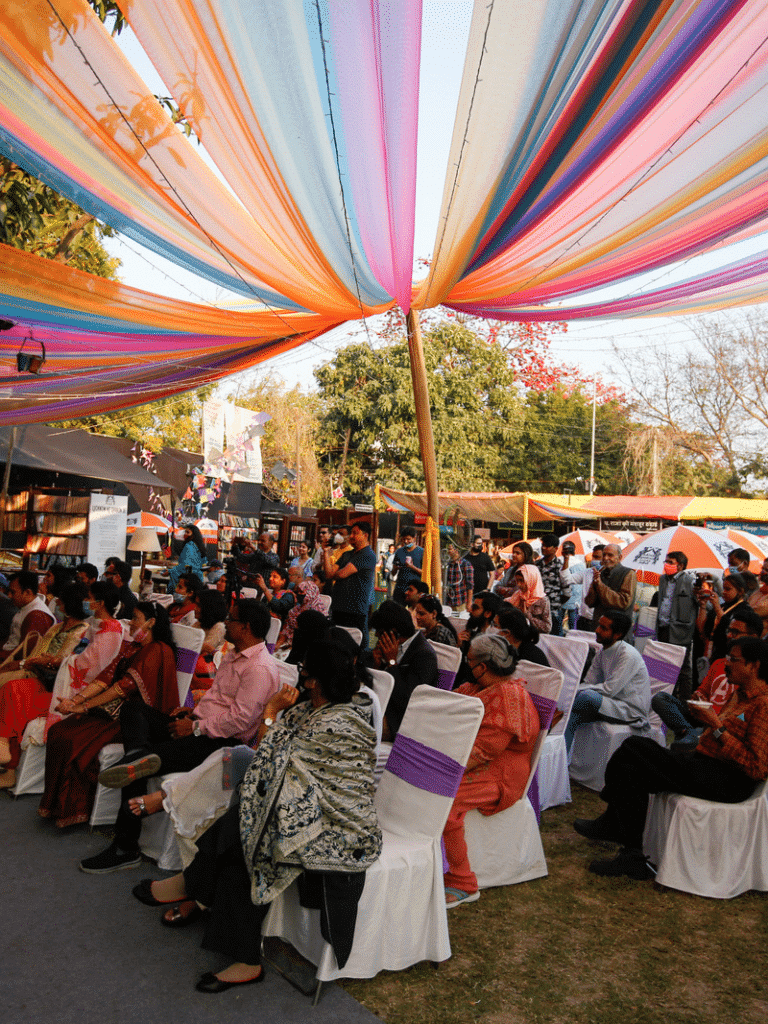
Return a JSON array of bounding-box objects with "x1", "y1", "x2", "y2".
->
[
  {"x1": 589, "y1": 847, "x2": 656, "y2": 880},
  {"x1": 573, "y1": 813, "x2": 622, "y2": 843},
  {"x1": 195, "y1": 969, "x2": 264, "y2": 993}
]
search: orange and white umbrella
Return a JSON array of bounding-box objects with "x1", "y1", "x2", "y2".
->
[
  {"x1": 714, "y1": 528, "x2": 768, "y2": 572},
  {"x1": 557, "y1": 529, "x2": 618, "y2": 557},
  {"x1": 621, "y1": 526, "x2": 743, "y2": 584},
  {"x1": 195, "y1": 518, "x2": 219, "y2": 544},
  {"x1": 126, "y1": 511, "x2": 172, "y2": 534}
]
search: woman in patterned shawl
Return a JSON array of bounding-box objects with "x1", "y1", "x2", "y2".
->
[
  {"x1": 276, "y1": 579, "x2": 328, "y2": 653},
  {"x1": 134, "y1": 637, "x2": 381, "y2": 994}
]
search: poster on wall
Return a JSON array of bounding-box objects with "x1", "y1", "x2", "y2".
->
[{"x1": 87, "y1": 493, "x2": 128, "y2": 573}]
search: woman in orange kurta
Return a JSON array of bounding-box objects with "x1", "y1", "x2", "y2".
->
[{"x1": 443, "y1": 634, "x2": 539, "y2": 905}]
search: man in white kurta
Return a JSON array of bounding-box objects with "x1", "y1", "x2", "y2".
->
[{"x1": 565, "y1": 610, "x2": 651, "y2": 755}]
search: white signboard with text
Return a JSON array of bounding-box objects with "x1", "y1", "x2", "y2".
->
[{"x1": 87, "y1": 493, "x2": 128, "y2": 574}]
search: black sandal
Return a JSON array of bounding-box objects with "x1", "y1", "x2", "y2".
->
[{"x1": 161, "y1": 901, "x2": 203, "y2": 928}]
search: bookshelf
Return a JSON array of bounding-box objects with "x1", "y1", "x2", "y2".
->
[{"x1": 1, "y1": 489, "x2": 90, "y2": 569}]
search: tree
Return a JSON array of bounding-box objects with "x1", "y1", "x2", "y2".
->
[
  {"x1": 315, "y1": 322, "x2": 525, "y2": 494},
  {"x1": 232, "y1": 375, "x2": 327, "y2": 508}
]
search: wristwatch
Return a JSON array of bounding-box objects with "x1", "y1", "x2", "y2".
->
[
  {"x1": 712, "y1": 727, "x2": 725, "y2": 740},
  {"x1": 263, "y1": 717, "x2": 274, "y2": 728},
  {"x1": 388, "y1": 658, "x2": 397, "y2": 667},
  {"x1": 192, "y1": 720, "x2": 202, "y2": 737}
]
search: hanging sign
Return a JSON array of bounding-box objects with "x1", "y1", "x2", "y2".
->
[{"x1": 87, "y1": 493, "x2": 128, "y2": 573}]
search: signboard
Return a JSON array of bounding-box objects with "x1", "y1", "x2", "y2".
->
[
  {"x1": 87, "y1": 493, "x2": 128, "y2": 573},
  {"x1": 706, "y1": 520, "x2": 768, "y2": 537},
  {"x1": 354, "y1": 503, "x2": 374, "y2": 513},
  {"x1": 601, "y1": 517, "x2": 663, "y2": 533}
]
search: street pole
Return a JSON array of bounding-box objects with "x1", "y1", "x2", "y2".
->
[{"x1": 590, "y1": 379, "x2": 597, "y2": 494}]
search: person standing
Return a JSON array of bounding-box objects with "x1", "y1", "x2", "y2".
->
[
  {"x1": 324, "y1": 521, "x2": 377, "y2": 645},
  {"x1": 391, "y1": 528, "x2": 424, "y2": 605},
  {"x1": 584, "y1": 543, "x2": 637, "y2": 641},
  {"x1": 654, "y1": 550, "x2": 697, "y2": 699},
  {"x1": 535, "y1": 534, "x2": 572, "y2": 637},
  {"x1": 445, "y1": 543, "x2": 474, "y2": 612},
  {"x1": 465, "y1": 537, "x2": 495, "y2": 596}
]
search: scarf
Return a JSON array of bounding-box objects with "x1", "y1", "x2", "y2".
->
[
  {"x1": 281, "y1": 581, "x2": 327, "y2": 646},
  {"x1": 511, "y1": 564, "x2": 545, "y2": 611},
  {"x1": 239, "y1": 695, "x2": 382, "y2": 905}
]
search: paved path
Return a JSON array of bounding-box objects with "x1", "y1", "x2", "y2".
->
[{"x1": 1, "y1": 791, "x2": 382, "y2": 1024}]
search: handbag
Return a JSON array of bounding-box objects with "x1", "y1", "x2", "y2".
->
[{"x1": 0, "y1": 631, "x2": 42, "y2": 672}]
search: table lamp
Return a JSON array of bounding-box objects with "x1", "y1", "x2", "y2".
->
[{"x1": 128, "y1": 526, "x2": 162, "y2": 579}]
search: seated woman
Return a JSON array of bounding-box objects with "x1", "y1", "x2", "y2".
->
[
  {"x1": 39, "y1": 601, "x2": 177, "y2": 830},
  {"x1": 254, "y1": 566, "x2": 296, "y2": 622},
  {"x1": 506, "y1": 564, "x2": 551, "y2": 635},
  {"x1": 187, "y1": 590, "x2": 228, "y2": 704},
  {"x1": 414, "y1": 594, "x2": 459, "y2": 647},
  {"x1": 443, "y1": 634, "x2": 540, "y2": 907},
  {"x1": 494, "y1": 604, "x2": 550, "y2": 668},
  {"x1": 129, "y1": 638, "x2": 382, "y2": 992},
  {"x1": 275, "y1": 579, "x2": 328, "y2": 656},
  {"x1": 0, "y1": 583, "x2": 89, "y2": 790},
  {"x1": 495, "y1": 542, "x2": 535, "y2": 600},
  {"x1": 169, "y1": 573, "x2": 204, "y2": 625}
]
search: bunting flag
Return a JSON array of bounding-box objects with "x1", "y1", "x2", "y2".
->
[{"x1": 3, "y1": 0, "x2": 768, "y2": 425}]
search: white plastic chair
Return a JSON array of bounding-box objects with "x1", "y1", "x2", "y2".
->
[
  {"x1": 91, "y1": 624, "x2": 205, "y2": 828},
  {"x1": 262, "y1": 685, "x2": 484, "y2": 984},
  {"x1": 462, "y1": 660, "x2": 563, "y2": 888},
  {"x1": 643, "y1": 778, "x2": 768, "y2": 898},
  {"x1": 568, "y1": 639, "x2": 683, "y2": 792},
  {"x1": 428, "y1": 639, "x2": 462, "y2": 691},
  {"x1": 534, "y1": 634, "x2": 589, "y2": 809}
]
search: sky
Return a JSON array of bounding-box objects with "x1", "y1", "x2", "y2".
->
[{"x1": 105, "y1": 1, "x2": 768, "y2": 403}]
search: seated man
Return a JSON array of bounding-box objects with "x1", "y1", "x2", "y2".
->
[
  {"x1": 367, "y1": 599, "x2": 438, "y2": 741},
  {"x1": 574, "y1": 634, "x2": 768, "y2": 879},
  {"x1": 652, "y1": 605, "x2": 763, "y2": 750},
  {"x1": 565, "y1": 610, "x2": 651, "y2": 755},
  {"x1": 80, "y1": 599, "x2": 280, "y2": 873},
  {"x1": 2, "y1": 571, "x2": 56, "y2": 656},
  {"x1": 103, "y1": 559, "x2": 137, "y2": 620}
]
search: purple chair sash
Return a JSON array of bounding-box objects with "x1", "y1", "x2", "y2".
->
[
  {"x1": 436, "y1": 668, "x2": 456, "y2": 691},
  {"x1": 642, "y1": 656, "x2": 679, "y2": 686},
  {"x1": 635, "y1": 624, "x2": 656, "y2": 638},
  {"x1": 386, "y1": 733, "x2": 464, "y2": 798},
  {"x1": 528, "y1": 693, "x2": 557, "y2": 823},
  {"x1": 266, "y1": 642, "x2": 275, "y2": 654},
  {"x1": 176, "y1": 647, "x2": 198, "y2": 677}
]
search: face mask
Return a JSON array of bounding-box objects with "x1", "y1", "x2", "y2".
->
[
  {"x1": 663, "y1": 563, "x2": 678, "y2": 576},
  {"x1": 132, "y1": 627, "x2": 148, "y2": 644},
  {"x1": 173, "y1": 592, "x2": 186, "y2": 603},
  {"x1": 405, "y1": 540, "x2": 415, "y2": 549},
  {"x1": 334, "y1": 533, "x2": 344, "y2": 545},
  {"x1": 473, "y1": 544, "x2": 482, "y2": 551},
  {"x1": 83, "y1": 601, "x2": 93, "y2": 614}
]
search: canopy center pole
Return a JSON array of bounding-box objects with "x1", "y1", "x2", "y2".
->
[
  {"x1": 0, "y1": 426, "x2": 17, "y2": 553},
  {"x1": 406, "y1": 310, "x2": 441, "y2": 598}
]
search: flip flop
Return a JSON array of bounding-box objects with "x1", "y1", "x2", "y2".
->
[{"x1": 445, "y1": 887, "x2": 480, "y2": 909}]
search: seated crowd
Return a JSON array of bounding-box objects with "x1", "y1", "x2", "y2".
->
[{"x1": 2, "y1": 529, "x2": 768, "y2": 990}]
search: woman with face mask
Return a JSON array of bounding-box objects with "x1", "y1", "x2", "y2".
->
[{"x1": 39, "y1": 601, "x2": 177, "y2": 829}]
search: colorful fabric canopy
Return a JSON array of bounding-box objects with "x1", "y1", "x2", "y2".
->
[{"x1": 2, "y1": 0, "x2": 768, "y2": 424}]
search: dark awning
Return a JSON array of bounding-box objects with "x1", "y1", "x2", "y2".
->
[{"x1": 0, "y1": 425, "x2": 173, "y2": 489}]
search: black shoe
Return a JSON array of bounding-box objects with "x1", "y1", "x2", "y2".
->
[
  {"x1": 79, "y1": 843, "x2": 142, "y2": 874},
  {"x1": 195, "y1": 969, "x2": 264, "y2": 993},
  {"x1": 98, "y1": 754, "x2": 161, "y2": 789},
  {"x1": 589, "y1": 847, "x2": 656, "y2": 880},
  {"x1": 573, "y1": 813, "x2": 622, "y2": 844}
]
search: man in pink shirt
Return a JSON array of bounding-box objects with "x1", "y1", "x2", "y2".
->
[{"x1": 81, "y1": 600, "x2": 280, "y2": 873}]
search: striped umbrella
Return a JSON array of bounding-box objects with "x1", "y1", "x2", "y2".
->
[
  {"x1": 713, "y1": 529, "x2": 768, "y2": 572},
  {"x1": 620, "y1": 526, "x2": 743, "y2": 585},
  {"x1": 557, "y1": 529, "x2": 619, "y2": 557},
  {"x1": 126, "y1": 511, "x2": 172, "y2": 535},
  {"x1": 195, "y1": 518, "x2": 219, "y2": 544}
]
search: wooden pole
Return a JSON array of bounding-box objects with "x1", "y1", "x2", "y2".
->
[
  {"x1": 0, "y1": 426, "x2": 17, "y2": 553},
  {"x1": 406, "y1": 310, "x2": 441, "y2": 598},
  {"x1": 295, "y1": 421, "x2": 302, "y2": 516}
]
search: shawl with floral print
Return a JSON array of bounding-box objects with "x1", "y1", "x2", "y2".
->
[{"x1": 239, "y1": 694, "x2": 381, "y2": 905}]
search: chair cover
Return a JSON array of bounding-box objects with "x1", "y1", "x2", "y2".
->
[
  {"x1": 634, "y1": 605, "x2": 658, "y2": 654},
  {"x1": 644, "y1": 779, "x2": 768, "y2": 898},
  {"x1": 265, "y1": 616, "x2": 281, "y2": 654},
  {"x1": 428, "y1": 639, "x2": 462, "y2": 691},
  {"x1": 337, "y1": 626, "x2": 362, "y2": 646},
  {"x1": 642, "y1": 638, "x2": 686, "y2": 733},
  {"x1": 535, "y1": 635, "x2": 589, "y2": 809},
  {"x1": 463, "y1": 662, "x2": 562, "y2": 887},
  {"x1": 317, "y1": 594, "x2": 332, "y2": 614},
  {"x1": 262, "y1": 685, "x2": 484, "y2": 980},
  {"x1": 368, "y1": 668, "x2": 395, "y2": 783},
  {"x1": 564, "y1": 629, "x2": 601, "y2": 652},
  {"x1": 91, "y1": 625, "x2": 205, "y2": 827},
  {"x1": 12, "y1": 655, "x2": 76, "y2": 796}
]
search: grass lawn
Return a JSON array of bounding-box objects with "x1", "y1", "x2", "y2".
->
[{"x1": 340, "y1": 785, "x2": 768, "y2": 1024}]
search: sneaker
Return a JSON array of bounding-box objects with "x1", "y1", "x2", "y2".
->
[
  {"x1": 98, "y1": 754, "x2": 161, "y2": 789},
  {"x1": 671, "y1": 729, "x2": 700, "y2": 752},
  {"x1": 588, "y1": 847, "x2": 656, "y2": 880},
  {"x1": 573, "y1": 813, "x2": 622, "y2": 844},
  {"x1": 79, "y1": 843, "x2": 142, "y2": 874}
]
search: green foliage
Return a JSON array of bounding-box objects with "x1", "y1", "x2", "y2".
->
[
  {"x1": 54, "y1": 387, "x2": 215, "y2": 453},
  {"x1": 315, "y1": 322, "x2": 525, "y2": 493}
]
